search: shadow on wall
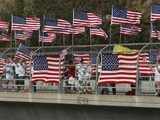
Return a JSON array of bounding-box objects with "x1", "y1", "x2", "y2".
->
[{"x1": 0, "y1": 102, "x2": 160, "y2": 120}]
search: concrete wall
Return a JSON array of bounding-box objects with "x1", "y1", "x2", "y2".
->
[{"x1": 0, "y1": 102, "x2": 160, "y2": 120}]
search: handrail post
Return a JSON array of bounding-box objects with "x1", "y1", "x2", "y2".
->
[
  {"x1": 30, "y1": 47, "x2": 44, "y2": 93},
  {"x1": 95, "y1": 45, "x2": 110, "y2": 94},
  {"x1": 59, "y1": 46, "x2": 72, "y2": 93},
  {"x1": 136, "y1": 43, "x2": 150, "y2": 96}
]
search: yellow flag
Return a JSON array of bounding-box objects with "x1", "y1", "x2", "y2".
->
[{"x1": 113, "y1": 45, "x2": 134, "y2": 54}]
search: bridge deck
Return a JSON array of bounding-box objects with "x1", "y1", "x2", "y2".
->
[{"x1": 0, "y1": 92, "x2": 160, "y2": 108}]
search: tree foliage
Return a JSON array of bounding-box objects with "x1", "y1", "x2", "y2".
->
[{"x1": 0, "y1": 0, "x2": 159, "y2": 47}]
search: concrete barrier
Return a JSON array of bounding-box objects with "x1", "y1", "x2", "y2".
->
[{"x1": 0, "y1": 92, "x2": 160, "y2": 108}]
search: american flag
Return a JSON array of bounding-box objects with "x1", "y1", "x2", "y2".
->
[
  {"x1": 151, "y1": 4, "x2": 160, "y2": 22},
  {"x1": 74, "y1": 53, "x2": 91, "y2": 64},
  {"x1": 71, "y1": 26, "x2": 85, "y2": 34},
  {"x1": 73, "y1": 10, "x2": 102, "y2": 27},
  {"x1": 91, "y1": 54, "x2": 102, "y2": 75},
  {"x1": 25, "y1": 17, "x2": 40, "y2": 31},
  {"x1": 151, "y1": 22, "x2": 160, "y2": 39},
  {"x1": 0, "y1": 20, "x2": 9, "y2": 30},
  {"x1": 44, "y1": 18, "x2": 71, "y2": 34},
  {"x1": 151, "y1": 30, "x2": 160, "y2": 39},
  {"x1": 120, "y1": 24, "x2": 142, "y2": 35},
  {"x1": 0, "y1": 32, "x2": 10, "y2": 42},
  {"x1": 98, "y1": 52, "x2": 154, "y2": 84},
  {"x1": 15, "y1": 43, "x2": 32, "y2": 60},
  {"x1": 73, "y1": 10, "x2": 88, "y2": 27},
  {"x1": 149, "y1": 49, "x2": 159, "y2": 64},
  {"x1": 54, "y1": 19, "x2": 72, "y2": 34},
  {"x1": 40, "y1": 31, "x2": 56, "y2": 43},
  {"x1": 12, "y1": 16, "x2": 26, "y2": 31},
  {"x1": 111, "y1": 6, "x2": 142, "y2": 25},
  {"x1": 12, "y1": 16, "x2": 40, "y2": 31},
  {"x1": 59, "y1": 19, "x2": 71, "y2": 34},
  {"x1": 90, "y1": 27, "x2": 108, "y2": 39},
  {"x1": 0, "y1": 58, "x2": 5, "y2": 75},
  {"x1": 139, "y1": 53, "x2": 154, "y2": 75},
  {"x1": 15, "y1": 31, "x2": 32, "y2": 41},
  {"x1": 43, "y1": 18, "x2": 56, "y2": 31},
  {"x1": 32, "y1": 54, "x2": 64, "y2": 83},
  {"x1": 98, "y1": 53, "x2": 137, "y2": 84},
  {"x1": 87, "y1": 12, "x2": 102, "y2": 27}
]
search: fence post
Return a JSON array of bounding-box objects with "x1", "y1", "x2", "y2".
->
[
  {"x1": 30, "y1": 47, "x2": 43, "y2": 93},
  {"x1": 96, "y1": 45, "x2": 110, "y2": 95},
  {"x1": 136, "y1": 43, "x2": 150, "y2": 96}
]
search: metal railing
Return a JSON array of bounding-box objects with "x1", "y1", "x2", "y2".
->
[{"x1": 0, "y1": 43, "x2": 160, "y2": 96}]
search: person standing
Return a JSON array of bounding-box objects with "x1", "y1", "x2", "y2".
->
[
  {"x1": 4, "y1": 58, "x2": 15, "y2": 89},
  {"x1": 15, "y1": 60, "x2": 26, "y2": 91},
  {"x1": 14, "y1": 59, "x2": 20, "y2": 79},
  {"x1": 76, "y1": 58, "x2": 91, "y2": 93}
]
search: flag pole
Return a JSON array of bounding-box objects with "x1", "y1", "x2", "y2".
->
[
  {"x1": 11, "y1": 15, "x2": 16, "y2": 48},
  {"x1": 109, "y1": 5, "x2": 113, "y2": 46},
  {"x1": 72, "y1": 8, "x2": 75, "y2": 52},
  {"x1": 39, "y1": 29, "x2": 42, "y2": 47},
  {"x1": 119, "y1": 25, "x2": 122, "y2": 44},
  {"x1": 10, "y1": 15, "x2": 13, "y2": 48},
  {"x1": 150, "y1": 5, "x2": 153, "y2": 43},
  {"x1": 25, "y1": 31, "x2": 28, "y2": 46},
  {"x1": 62, "y1": 34, "x2": 65, "y2": 46},
  {"x1": 25, "y1": 17, "x2": 28, "y2": 47},
  {"x1": 13, "y1": 27, "x2": 17, "y2": 47},
  {"x1": 38, "y1": 20, "x2": 41, "y2": 47},
  {"x1": 41, "y1": 15, "x2": 45, "y2": 47},
  {"x1": 89, "y1": 27, "x2": 92, "y2": 55}
]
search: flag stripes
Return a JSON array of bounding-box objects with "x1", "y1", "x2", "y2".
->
[
  {"x1": 74, "y1": 53, "x2": 91, "y2": 64},
  {"x1": 98, "y1": 53, "x2": 137, "y2": 84},
  {"x1": 44, "y1": 18, "x2": 71, "y2": 34},
  {"x1": 151, "y1": 4, "x2": 160, "y2": 21},
  {"x1": 25, "y1": 17, "x2": 40, "y2": 31},
  {"x1": 90, "y1": 27, "x2": 108, "y2": 39},
  {"x1": 32, "y1": 54, "x2": 64, "y2": 83},
  {"x1": 151, "y1": 22, "x2": 160, "y2": 39},
  {"x1": 15, "y1": 31, "x2": 32, "y2": 41},
  {"x1": 40, "y1": 32, "x2": 56, "y2": 43},
  {"x1": 73, "y1": 10, "x2": 102, "y2": 27},
  {"x1": 120, "y1": 24, "x2": 141, "y2": 35},
  {"x1": 98, "y1": 52, "x2": 154, "y2": 84},
  {"x1": 0, "y1": 58, "x2": 5, "y2": 75},
  {"x1": 71, "y1": 26, "x2": 85, "y2": 34},
  {"x1": 15, "y1": 44, "x2": 31, "y2": 61},
  {"x1": 139, "y1": 53, "x2": 154, "y2": 75},
  {"x1": 87, "y1": 12, "x2": 102, "y2": 27},
  {"x1": 111, "y1": 6, "x2": 142, "y2": 25},
  {"x1": 0, "y1": 20, "x2": 8, "y2": 30},
  {"x1": 12, "y1": 16, "x2": 26, "y2": 31},
  {"x1": 0, "y1": 33, "x2": 10, "y2": 42}
]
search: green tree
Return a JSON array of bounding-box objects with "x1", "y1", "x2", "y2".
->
[{"x1": 14, "y1": 0, "x2": 25, "y2": 16}]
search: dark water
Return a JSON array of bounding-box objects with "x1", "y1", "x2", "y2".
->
[{"x1": 0, "y1": 102, "x2": 159, "y2": 120}]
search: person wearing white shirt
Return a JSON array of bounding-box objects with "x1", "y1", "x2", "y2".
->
[
  {"x1": 14, "y1": 61, "x2": 20, "y2": 79},
  {"x1": 76, "y1": 58, "x2": 91, "y2": 93},
  {"x1": 3, "y1": 58, "x2": 15, "y2": 89},
  {"x1": 18, "y1": 63, "x2": 25, "y2": 78},
  {"x1": 5, "y1": 60, "x2": 14, "y2": 80},
  {"x1": 15, "y1": 60, "x2": 26, "y2": 91}
]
